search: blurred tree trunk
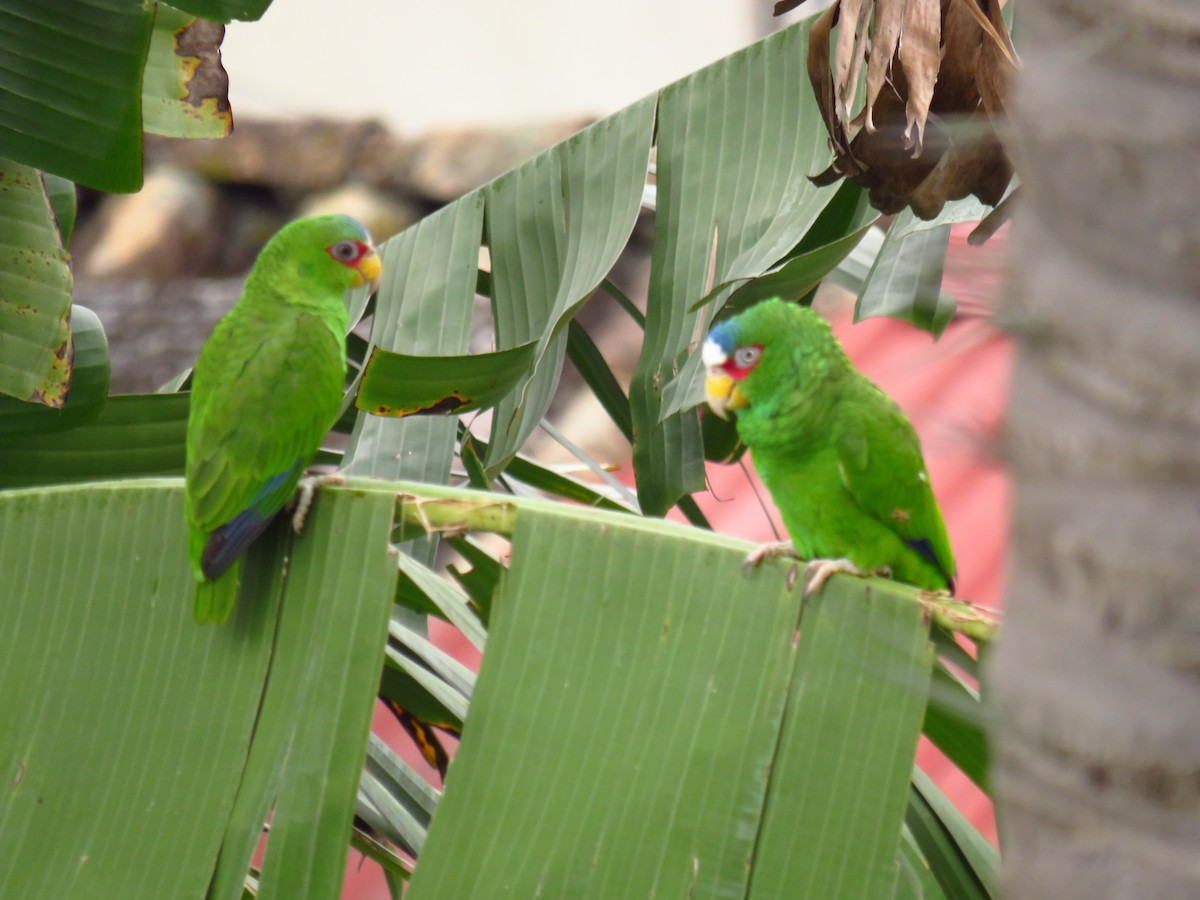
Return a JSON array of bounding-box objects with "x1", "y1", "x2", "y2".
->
[{"x1": 993, "y1": 0, "x2": 1200, "y2": 896}]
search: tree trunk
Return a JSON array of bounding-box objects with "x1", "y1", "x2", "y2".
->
[{"x1": 993, "y1": 1, "x2": 1200, "y2": 896}]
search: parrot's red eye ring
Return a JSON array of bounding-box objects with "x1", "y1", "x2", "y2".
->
[
  {"x1": 328, "y1": 240, "x2": 365, "y2": 265},
  {"x1": 730, "y1": 344, "x2": 762, "y2": 374}
]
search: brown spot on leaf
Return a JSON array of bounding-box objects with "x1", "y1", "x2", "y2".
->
[
  {"x1": 28, "y1": 334, "x2": 74, "y2": 409},
  {"x1": 175, "y1": 18, "x2": 231, "y2": 132},
  {"x1": 369, "y1": 392, "x2": 468, "y2": 418},
  {"x1": 418, "y1": 394, "x2": 467, "y2": 415}
]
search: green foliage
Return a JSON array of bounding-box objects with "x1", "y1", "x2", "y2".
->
[
  {"x1": 0, "y1": 0, "x2": 153, "y2": 191},
  {"x1": 0, "y1": 0, "x2": 246, "y2": 407},
  {"x1": 0, "y1": 161, "x2": 73, "y2": 406},
  {"x1": 407, "y1": 491, "x2": 929, "y2": 898},
  {"x1": 0, "y1": 482, "x2": 395, "y2": 900},
  {"x1": 357, "y1": 340, "x2": 538, "y2": 417},
  {"x1": 0, "y1": 306, "x2": 105, "y2": 441},
  {"x1": 0, "y1": 8, "x2": 998, "y2": 899}
]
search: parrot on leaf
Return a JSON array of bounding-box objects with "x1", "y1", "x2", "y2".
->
[
  {"x1": 703, "y1": 298, "x2": 955, "y2": 596},
  {"x1": 185, "y1": 215, "x2": 382, "y2": 624}
]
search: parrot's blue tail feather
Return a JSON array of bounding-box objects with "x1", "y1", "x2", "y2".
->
[
  {"x1": 906, "y1": 538, "x2": 956, "y2": 595},
  {"x1": 201, "y1": 511, "x2": 275, "y2": 580},
  {"x1": 200, "y1": 464, "x2": 301, "y2": 579}
]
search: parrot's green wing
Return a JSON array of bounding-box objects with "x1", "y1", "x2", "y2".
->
[
  {"x1": 187, "y1": 313, "x2": 344, "y2": 539},
  {"x1": 185, "y1": 311, "x2": 346, "y2": 621},
  {"x1": 833, "y1": 382, "x2": 956, "y2": 590}
]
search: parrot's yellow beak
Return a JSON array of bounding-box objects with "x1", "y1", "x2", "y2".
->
[
  {"x1": 353, "y1": 249, "x2": 383, "y2": 291},
  {"x1": 704, "y1": 371, "x2": 748, "y2": 420}
]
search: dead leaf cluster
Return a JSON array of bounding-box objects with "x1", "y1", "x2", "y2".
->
[{"x1": 777, "y1": 0, "x2": 1018, "y2": 220}]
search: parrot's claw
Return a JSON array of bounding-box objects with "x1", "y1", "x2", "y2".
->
[
  {"x1": 785, "y1": 564, "x2": 801, "y2": 592},
  {"x1": 915, "y1": 588, "x2": 953, "y2": 600},
  {"x1": 291, "y1": 474, "x2": 347, "y2": 534},
  {"x1": 742, "y1": 541, "x2": 800, "y2": 571},
  {"x1": 803, "y1": 558, "x2": 866, "y2": 596}
]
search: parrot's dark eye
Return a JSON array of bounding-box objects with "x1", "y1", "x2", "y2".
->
[
  {"x1": 734, "y1": 345, "x2": 762, "y2": 370},
  {"x1": 328, "y1": 240, "x2": 362, "y2": 264}
]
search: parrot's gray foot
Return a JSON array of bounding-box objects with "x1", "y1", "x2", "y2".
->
[
  {"x1": 291, "y1": 474, "x2": 347, "y2": 534},
  {"x1": 915, "y1": 588, "x2": 953, "y2": 600},
  {"x1": 803, "y1": 558, "x2": 866, "y2": 596},
  {"x1": 742, "y1": 541, "x2": 800, "y2": 571}
]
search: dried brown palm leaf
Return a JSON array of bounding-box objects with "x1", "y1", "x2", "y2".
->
[
  {"x1": 838, "y1": 0, "x2": 873, "y2": 120},
  {"x1": 860, "y1": 0, "x2": 905, "y2": 132},
  {"x1": 975, "y1": 0, "x2": 1016, "y2": 114},
  {"x1": 807, "y1": 5, "x2": 847, "y2": 158},
  {"x1": 784, "y1": 0, "x2": 1018, "y2": 226},
  {"x1": 908, "y1": 112, "x2": 1011, "y2": 217},
  {"x1": 898, "y1": 0, "x2": 941, "y2": 152},
  {"x1": 936, "y1": 0, "x2": 990, "y2": 113},
  {"x1": 952, "y1": 0, "x2": 1017, "y2": 68}
]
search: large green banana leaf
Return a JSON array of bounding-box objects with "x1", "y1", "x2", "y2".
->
[
  {"x1": 0, "y1": 480, "x2": 396, "y2": 900},
  {"x1": 0, "y1": 478, "x2": 993, "y2": 898}
]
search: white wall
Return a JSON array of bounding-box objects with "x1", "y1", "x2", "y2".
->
[{"x1": 221, "y1": 1, "x2": 811, "y2": 133}]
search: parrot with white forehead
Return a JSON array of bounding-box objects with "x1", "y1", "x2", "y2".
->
[{"x1": 703, "y1": 298, "x2": 955, "y2": 595}]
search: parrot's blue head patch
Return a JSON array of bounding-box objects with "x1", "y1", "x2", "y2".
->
[
  {"x1": 332, "y1": 214, "x2": 372, "y2": 243},
  {"x1": 706, "y1": 319, "x2": 738, "y2": 355}
]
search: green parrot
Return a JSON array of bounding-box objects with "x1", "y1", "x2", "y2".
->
[
  {"x1": 185, "y1": 214, "x2": 382, "y2": 624},
  {"x1": 702, "y1": 298, "x2": 955, "y2": 595}
]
